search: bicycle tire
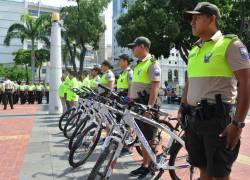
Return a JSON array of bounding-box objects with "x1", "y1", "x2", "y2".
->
[
  {"x1": 87, "y1": 141, "x2": 118, "y2": 180},
  {"x1": 168, "y1": 141, "x2": 199, "y2": 180},
  {"x1": 63, "y1": 111, "x2": 82, "y2": 139},
  {"x1": 68, "y1": 115, "x2": 90, "y2": 150},
  {"x1": 58, "y1": 107, "x2": 76, "y2": 131},
  {"x1": 68, "y1": 123, "x2": 102, "y2": 168}
]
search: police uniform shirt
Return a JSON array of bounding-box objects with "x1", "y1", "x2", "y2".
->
[
  {"x1": 130, "y1": 54, "x2": 161, "y2": 99},
  {"x1": 3, "y1": 80, "x2": 15, "y2": 91},
  {"x1": 187, "y1": 31, "x2": 250, "y2": 106}
]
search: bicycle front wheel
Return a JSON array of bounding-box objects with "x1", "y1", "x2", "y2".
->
[
  {"x1": 169, "y1": 142, "x2": 200, "y2": 180},
  {"x1": 58, "y1": 107, "x2": 76, "y2": 131},
  {"x1": 87, "y1": 141, "x2": 118, "y2": 180}
]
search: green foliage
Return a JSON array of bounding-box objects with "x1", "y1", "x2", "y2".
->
[
  {"x1": 116, "y1": 0, "x2": 250, "y2": 63},
  {"x1": 4, "y1": 13, "x2": 51, "y2": 81},
  {"x1": 0, "y1": 65, "x2": 31, "y2": 82},
  {"x1": 61, "y1": 0, "x2": 111, "y2": 73}
]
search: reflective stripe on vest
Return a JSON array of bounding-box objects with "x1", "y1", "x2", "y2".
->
[
  {"x1": 117, "y1": 70, "x2": 129, "y2": 89},
  {"x1": 188, "y1": 36, "x2": 236, "y2": 78},
  {"x1": 132, "y1": 59, "x2": 153, "y2": 84}
]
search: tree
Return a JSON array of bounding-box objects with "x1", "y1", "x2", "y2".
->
[
  {"x1": 13, "y1": 49, "x2": 31, "y2": 82},
  {"x1": 4, "y1": 13, "x2": 51, "y2": 82},
  {"x1": 116, "y1": 0, "x2": 250, "y2": 64},
  {"x1": 35, "y1": 49, "x2": 50, "y2": 82},
  {"x1": 13, "y1": 49, "x2": 50, "y2": 82},
  {"x1": 0, "y1": 65, "x2": 31, "y2": 82},
  {"x1": 61, "y1": 0, "x2": 111, "y2": 74}
]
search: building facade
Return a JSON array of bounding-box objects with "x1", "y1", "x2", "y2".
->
[
  {"x1": 0, "y1": 0, "x2": 26, "y2": 64},
  {"x1": 112, "y1": 0, "x2": 132, "y2": 62}
]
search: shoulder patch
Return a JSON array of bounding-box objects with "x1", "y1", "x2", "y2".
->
[
  {"x1": 106, "y1": 73, "x2": 112, "y2": 80},
  {"x1": 153, "y1": 68, "x2": 160, "y2": 76},
  {"x1": 224, "y1": 34, "x2": 238, "y2": 40},
  {"x1": 239, "y1": 47, "x2": 250, "y2": 61}
]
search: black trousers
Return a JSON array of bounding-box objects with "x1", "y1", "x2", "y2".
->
[
  {"x1": 28, "y1": 91, "x2": 35, "y2": 104},
  {"x1": 45, "y1": 91, "x2": 49, "y2": 104},
  {"x1": 36, "y1": 91, "x2": 43, "y2": 104},
  {"x1": 3, "y1": 91, "x2": 14, "y2": 109},
  {"x1": 19, "y1": 91, "x2": 26, "y2": 104},
  {"x1": 13, "y1": 92, "x2": 19, "y2": 104}
]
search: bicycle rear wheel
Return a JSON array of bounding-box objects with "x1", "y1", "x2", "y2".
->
[
  {"x1": 58, "y1": 107, "x2": 76, "y2": 131},
  {"x1": 87, "y1": 141, "x2": 118, "y2": 180},
  {"x1": 68, "y1": 123, "x2": 102, "y2": 168},
  {"x1": 63, "y1": 111, "x2": 82, "y2": 139}
]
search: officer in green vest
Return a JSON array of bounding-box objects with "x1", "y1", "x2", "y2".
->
[
  {"x1": 89, "y1": 67, "x2": 100, "y2": 89},
  {"x1": 35, "y1": 82, "x2": 43, "y2": 104},
  {"x1": 81, "y1": 70, "x2": 90, "y2": 89},
  {"x1": 116, "y1": 54, "x2": 133, "y2": 97},
  {"x1": 66, "y1": 71, "x2": 79, "y2": 108},
  {"x1": 45, "y1": 83, "x2": 50, "y2": 104},
  {"x1": 179, "y1": 2, "x2": 250, "y2": 180},
  {"x1": 28, "y1": 82, "x2": 36, "y2": 104},
  {"x1": 99, "y1": 60, "x2": 115, "y2": 90},
  {"x1": 19, "y1": 81, "x2": 27, "y2": 104},
  {"x1": 127, "y1": 36, "x2": 161, "y2": 178},
  {"x1": 58, "y1": 75, "x2": 67, "y2": 113}
]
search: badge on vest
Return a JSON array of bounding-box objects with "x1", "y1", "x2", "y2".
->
[
  {"x1": 137, "y1": 69, "x2": 142, "y2": 75},
  {"x1": 204, "y1": 52, "x2": 213, "y2": 63}
]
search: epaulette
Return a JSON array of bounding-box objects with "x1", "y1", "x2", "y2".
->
[{"x1": 224, "y1": 34, "x2": 238, "y2": 40}]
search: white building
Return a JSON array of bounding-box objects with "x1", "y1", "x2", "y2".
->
[
  {"x1": 112, "y1": 0, "x2": 132, "y2": 62},
  {"x1": 158, "y1": 48, "x2": 187, "y2": 95},
  {"x1": 0, "y1": 0, "x2": 26, "y2": 64}
]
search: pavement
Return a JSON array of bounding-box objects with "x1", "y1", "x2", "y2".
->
[{"x1": 0, "y1": 103, "x2": 249, "y2": 180}]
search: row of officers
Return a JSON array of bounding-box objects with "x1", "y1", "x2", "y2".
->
[{"x1": 0, "y1": 80, "x2": 50, "y2": 110}]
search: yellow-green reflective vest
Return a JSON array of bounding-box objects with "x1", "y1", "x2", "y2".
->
[
  {"x1": 100, "y1": 70, "x2": 113, "y2": 85},
  {"x1": 90, "y1": 76, "x2": 99, "y2": 88},
  {"x1": 19, "y1": 85, "x2": 25, "y2": 91},
  {"x1": 29, "y1": 85, "x2": 35, "y2": 91},
  {"x1": 82, "y1": 77, "x2": 90, "y2": 88},
  {"x1": 67, "y1": 78, "x2": 79, "y2": 101},
  {"x1": 187, "y1": 35, "x2": 237, "y2": 78},
  {"x1": 58, "y1": 81, "x2": 66, "y2": 97},
  {"x1": 132, "y1": 59, "x2": 154, "y2": 84},
  {"x1": 36, "y1": 85, "x2": 42, "y2": 91},
  {"x1": 45, "y1": 85, "x2": 50, "y2": 91},
  {"x1": 117, "y1": 70, "x2": 129, "y2": 89}
]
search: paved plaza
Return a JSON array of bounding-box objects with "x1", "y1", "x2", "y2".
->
[{"x1": 0, "y1": 104, "x2": 249, "y2": 180}]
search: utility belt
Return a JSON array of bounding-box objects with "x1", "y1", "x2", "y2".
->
[
  {"x1": 134, "y1": 90, "x2": 161, "y2": 108},
  {"x1": 181, "y1": 94, "x2": 235, "y2": 133},
  {"x1": 5, "y1": 89, "x2": 13, "y2": 92}
]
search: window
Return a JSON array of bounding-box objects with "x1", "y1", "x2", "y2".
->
[
  {"x1": 28, "y1": 9, "x2": 38, "y2": 16},
  {"x1": 42, "y1": 69, "x2": 46, "y2": 74}
]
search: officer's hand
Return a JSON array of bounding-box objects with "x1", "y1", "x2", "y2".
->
[{"x1": 219, "y1": 123, "x2": 242, "y2": 151}]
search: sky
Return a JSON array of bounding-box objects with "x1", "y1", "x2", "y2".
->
[
  {"x1": 28, "y1": 0, "x2": 113, "y2": 45},
  {"x1": 104, "y1": 2, "x2": 113, "y2": 45}
]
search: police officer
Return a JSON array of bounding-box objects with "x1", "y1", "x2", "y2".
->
[
  {"x1": 127, "y1": 36, "x2": 161, "y2": 179},
  {"x1": 89, "y1": 67, "x2": 100, "y2": 89},
  {"x1": 58, "y1": 75, "x2": 67, "y2": 113},
  {"x1": 28, "y1": 82, "x2": 36, "y2": 104},
  {"x1": 36, "y1": 82, "x2": 44, "y2": 104},
  {"x1": 116, "y1": 54, "x2": 133, "y2": 97},
  {"x1": 179, "y1": 2, "x2": 250, "y2": 180},
  {"x1": 19, "y1": 81, "x2": 27, "y2": 104},
  {"x1": 99, "y1": 61, "x2": 115, "y2": 89},
  {"x1": 45, "y1": 83, "x2": 50, "y2": 104},
  {"x1": 66, "y1": 72, "x2": 79, "y2": 108},
  {"x1": 81, "y1": 70, "x2": 90, "y2": 88},
  {"x1": 13, "y1": 81, "x2": 19, "y2": 104},
  {"x1": 2, "y1": 77, "x2": 15, "y2": 109}
]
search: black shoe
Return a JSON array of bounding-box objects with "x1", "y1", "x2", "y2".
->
[
  {"x1": 120, "y1": 148, "x2": 133, "y2": 157},
  {"x1": 137, "y1": 167, "x2": 152, "y2": 179},
  {"x1": 129, "y1": 165, "x2": 146, "y2": 177}
]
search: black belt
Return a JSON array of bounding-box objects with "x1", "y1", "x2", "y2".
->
[{"x1": 5, "y1": 89, "x2": 13, "y2": 91}]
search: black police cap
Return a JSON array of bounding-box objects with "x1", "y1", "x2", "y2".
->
[
  {"x1": 185, "y1": 2, "x2": 221, "y2": 20},
  {"x1": 127, "y1": 36, "x2": 151, "y2": 49},
  {"x1": 101, "y1": 60, "x2": 113, "y2": 69}
]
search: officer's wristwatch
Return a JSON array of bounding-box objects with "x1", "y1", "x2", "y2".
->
[{"x1": 232, "y1": 120, "x2": 245, "y2": 129}]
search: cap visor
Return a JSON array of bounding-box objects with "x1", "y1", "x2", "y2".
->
[
  {"x1": 184, "y1": 10, "x2": 202, "y2": 14},
  {"x1": 127, "y1": 43, "x2": 136, "y2": 48}
]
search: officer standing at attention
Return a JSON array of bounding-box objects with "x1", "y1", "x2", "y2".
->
[
  {"x1": 19, "y1": 81, "x2": 27, "y2": 104},
  {"x1": 127, "y1": 36, "x2": 161, "y2": 179},
  {"x1": 99, "y1": 61, "x2": 115, "y2": 89},
  {"x1": 89, "y1": 67, "x2": 100, "y2": 89},
  {"x1": 179, "y1": 2, "x2": 250, "y2": 180},
  {"x1": 45, "y1": 83, "x2": 50, "y2": 104},
  {"x1": 2, "y1": 77, "x2": 15, "y2": 110},
  {"x1": 116, "y1": 54, "x2": 133, "y2": 97}
]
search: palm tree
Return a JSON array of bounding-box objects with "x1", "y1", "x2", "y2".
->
[{"x1": 4, "y1": 13, "x2": 51, "y2": 82}]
